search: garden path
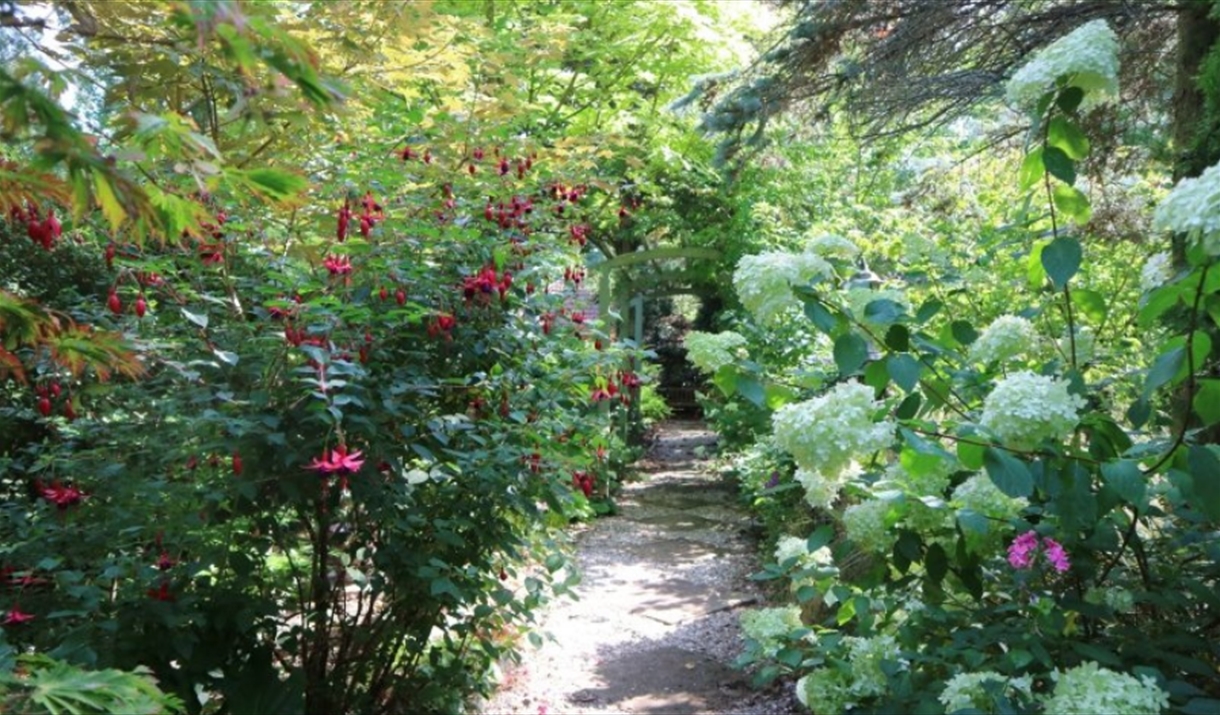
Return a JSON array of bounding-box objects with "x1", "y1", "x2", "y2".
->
[{"x1": 481, "y1": 421, "x2": 800, "y2": 715}]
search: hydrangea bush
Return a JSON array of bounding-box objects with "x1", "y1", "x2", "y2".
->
[{"x1": 698, "y1": 20, "x2": 1215, "y2": 715}]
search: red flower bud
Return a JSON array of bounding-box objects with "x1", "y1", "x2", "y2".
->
[
  {"x1": 232, "y1": 451, "x2": 243, "y2": 476},
  {"x1": 135, "y1": 296, "x2": 147, "y2": 319},
  {"x1": 107, "y1": 291, "x2": 122, "y2": 315},
  {"x1": 37, "y1": 397, "x2": 51, "y2": 417}
]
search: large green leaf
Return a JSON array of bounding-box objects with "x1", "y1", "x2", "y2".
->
[
  {"x1": 833, "y1": 332, "x2": 869, "y2": 375},
  {"x1": 1186, "y1": 446, "x2": 1220, "y2": 522},
  {"x1": 1048, "y1": 116, "x2": 1090, "y2": 159},
  {"x1": 983, "y1": 447, "x2": 1033, "y2": 498},
  {"x1": 1041, "y1": 236, "x2": 1081, "y2": 289},
  {"x1": 1042, "y1": 145, "x2": 1076, "y2": 185}
]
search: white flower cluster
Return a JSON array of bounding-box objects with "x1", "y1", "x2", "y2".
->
[
  {"x1": 940, "y1": 671, "x2": 1034, "y2": 714},
  {"x1": 1139, "y1": 251, "x2": 1174, "y2": 293},
  {"x1": 953, "y1": 473, "x2": 1026, "y2": 517},
  {"x1": 887, "y1": 460, "x2": 955, "y2": 533},
  {"x1": 683, "y1": 330, "x2": 747, "y2": 374},
  {"x1": 843, "y1": 499, "x2": 894, "y2": 554},
  {"x1": 846, "y1": 635, "x2": 903, "y2": 698},
  {"x1": 1042, "y1": 662, "x2": 1169, "y2": 715},
  {"x1": 795, "y1": 669, "x2": 851, "y2": 715},
  {"x1": 739, "y1": 606, "x2": 804, "y2": 658},
  {"x1": 980, "y1": 371, "x2": 1085, "y2": 448},
  {"x1": 773, "y1": 382, "x2": 895, "y2": 477},
  {"x1": 807, "y1": 233, "x2": 860, "y2": 260},
  {"x1": 1006, "y1": 20, "x2": 1120, "y2": 110},
  {"x1": 733, "y1": 250, "x2": 832, "y2": 323},
  {"x1": 972, "y1": 315, "x2": 1038, "y2": 365},
  {"x1": 1152, "y1": 161, "x2": 1220, "y2": 255},
  {"x1": 795, "y1": 466, "x2": 850, "y2": 511},
  {"x1": 774, "y1": 535, "x2": 833, "y2": 570},
  {"x1": 1059, "y1": 325, "x2": 1096, "y2": 365}
]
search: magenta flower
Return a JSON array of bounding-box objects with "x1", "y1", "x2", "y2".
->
[
  {"x1": 1042, "y1": 537, "x2": 1070, "y2": 573},
  {"x1": 1008, "y1": 531, "x2": 1070, "y2": 573},
  {"x1": 1008, "y1": 531, "x2": 1039, "y2": 569},
  {"x1": 308, "y1": 445, "x2": 365, "y2": 475},
  {"x1": 2, "y1": 606, "x2": 35, "y2": 626}
]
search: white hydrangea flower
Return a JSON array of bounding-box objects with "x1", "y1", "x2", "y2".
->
[
  {"x1": 953, "y1": 473, "x2": 1027, "y2": 517},
  {"x1": 1042, "y1": 662, "x2": 1169, "y2": 715},
  {"x1": 774, "y1": 535, "x2": 833, "y2": 569},
  {"x1": 773, "y1": 382, "x2": 895, "y2": 476},
  {"x1": 845, "y1": 635, "x2": 903, "y2": 698},
  {"x1": 843, "y1": 499, "x2": 894, "y2": 554},
  {"x1": 980, "y1": 371, "x2": 1085, "y2": 448},
  {"x1": 739, "y1": 606, "x2": 804, "y2": 658},
  {"x1": 972, "y1": 315, "x2": 1038, "y2": 365},
  {"x1": 1059, "y1": 325, "x2": 1096, "y2": 364},
  {"x1": 940, "y1": 671, "x2": 1034, "y2": 714},
  {"x1": 683, "y1": 330, "x2": 747, "y2": 374},
  {"x1": 1006, "y1": 20, "x2": 1120, "y2": 110},
  {"x1": 734, "y1": 250, "x2": 832, "y2": 323},
  {"x1": 795, "y1": 467, "x2": 849, "y2": 510},
  {"x1": 796, "y1": 669, "x2": 851, "y2": 714},
  {"x1": 887, "y1": 461, "x2": 955, "y2": 533},
  {"x1": 807, "y1": 233, "x2": 860, "y2": 260},
  {"x1": 1139, "y1": 251, "x2": 1174, "y2": 293},
  {"x1": 1152, "y1": 162, "x2": 1220, "y2": 255}
]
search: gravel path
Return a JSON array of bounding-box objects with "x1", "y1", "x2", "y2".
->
[{"x1": 479, "y1": 421, "x2": 801, "y2": 715}]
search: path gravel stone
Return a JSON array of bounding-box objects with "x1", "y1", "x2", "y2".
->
[{"x1": 480, "y1": 421, "x2": 801, "y2": 715}]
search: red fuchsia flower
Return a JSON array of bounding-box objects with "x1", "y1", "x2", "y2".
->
[
  {"x1": 324, "y1": 254, "x2": 353, "y2": 276},
  {"x1": 135, "y1": 296, "x2": 147, "y2": 319},
  {"x1": 620, "y1": 371, "x2": 641, "y2": 388},
  {"x1": 3, "y1": 605, "x2": 35, "y2": 625},
  {"x1": 147, "y1": 581, "x2": 175, "y2": 602},
  {"x1": 308, "y1": 444, "x2": 365, "y2": 492},
  {"x1": 38, "y1": 481, "x2": 85, "y2": 510},
  {"x1": 427, "y1": 313, "x2": 456, "y2": 339},
  {"x1": 337, "y1": 202, "x2": 353, "y2": 242},
  {"x1": 571, "y1": 471, "x2": 594, "y2": 498},
  {"x1": 396, "y1": 288, "x2": 407, "y2": 306},
  {"x1": 107, "y1": 290, "x2": 122, "y2": 315},
  {"x1": 157, "y1": 552, "x2": 176, "y2": 571},
  {"x1": 232, "y1": 451, "x2": 243, "y2": 476},
  {"x1": 308, "y1": 445, "x2": 365, "y2": 476},
  {"x1": 400, "y1": 145, "x2": 415, "y2": 161}
]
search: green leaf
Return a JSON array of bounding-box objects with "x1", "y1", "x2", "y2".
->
[
  {"x1": 712, "y1": 364, "x2": 738, "y2": 397},
  {"x1": 885, "y1": 324, "x2": 910, "y2": 352},
  {"x1": 950, "y1": 320, "x2": 978, "y2": 346},
  {"x1": 1042, "y1": 145, "x2": 1076, "y2": 185},
  {"x1": 1183, "y1": 699, "x2": 1220, "y2": 715},
  {"x1": 1056, "y1": 86, "x2": 1085, "y2": 113},
  {"x1": 925, "y1": 542, "x2": 948, "y2": 584},
  {"x1": 1186, "y1": 446, "x2": 1220, "y2": 521},
  {"x1": 1018, "y1": 147, "x2": 1045, "y2": 191},
  {"x1": 181, "y1": 308, "x2": 208, "y2": 329},
  {"x1": 1048, "y1": 116, "x2": 1090, "y2": 159},
  {"x1": 916, "y1": 300, "x2": 943, "y2": 324},
  {"x1": 232, "y1": 168, "x2": 309, "y2": 203},
  {"x1": 1052, "y1": 183, "x2": 1091, "y2": 223},
  {"x1": 1143, "y1": 346, "x2": 1185, "y2": 399},
  {"x1": 896, "y1": 392, "x2": 922, "y2": 419},
  {"x1": 1195, "y1": 380, "x2": 1220, "y2": 426},
  {"x1": 863, "y1": 298, "x2": 904, "y2": 324},
  {"x1": 983, "y1": 447, "x2": 1033, "y2": 498},
  {"x1": 1101, "y1": 460, "x2": 1147, "y2": 509},
  {"x1": 887, "y1": 354, "x2": 921, "y2": 392},
  {"x1": 806, "y1": 525, "x2": 835, "y2": 553},
  {"x1": 864, "y1": 359, "x2": 889, "y2": 392},
  {"x1": 93, "y1": 174, "x2": 128, "y2": 232},
  {"x1": 834, "y1": 333, "x2": 869, "y2": 375},
  {"x1": 1041, "y1": 236, "x2": 1082, "y2": 289},
  {"x1": 737, "y1": 375, "x2": 765, "y2": 407},
  {"x1": 957, "y1": 441, "x2": 985, "y2": 470},
  {"x1": 804, "y1": 299, "x2": 838, "y2": 334},
  {"x1": 1072, "y1": 288, "x2": 1108, "y2": 324}
]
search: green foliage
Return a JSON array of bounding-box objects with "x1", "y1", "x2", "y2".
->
[{"x1": 0, "y1": 653, "x2": 184, "y2": 715}]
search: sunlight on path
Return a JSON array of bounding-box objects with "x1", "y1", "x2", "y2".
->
[{"x1": 481, "y1": 422, "x2": 799, "y2": 715}]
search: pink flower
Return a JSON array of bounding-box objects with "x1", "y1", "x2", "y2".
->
[
  {"x1": 323, "y1": 255, "x2": 353, "y2": 276},
  {"x1": 308, "y1": 445, "x2": 365, "y2": 476},
  {"x1": 1042, "y1": 537, "x2": 1070, "y2": 573},
  {"x1": 1008, "y1": 531, "x2": 1070, "y2": 573},
  {"x1": 2, "y1": 606, "x2": 35, "y2": 625},
  {"x1": 1008, "y1": 531, "x2": 1039, "y2": 569}
]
